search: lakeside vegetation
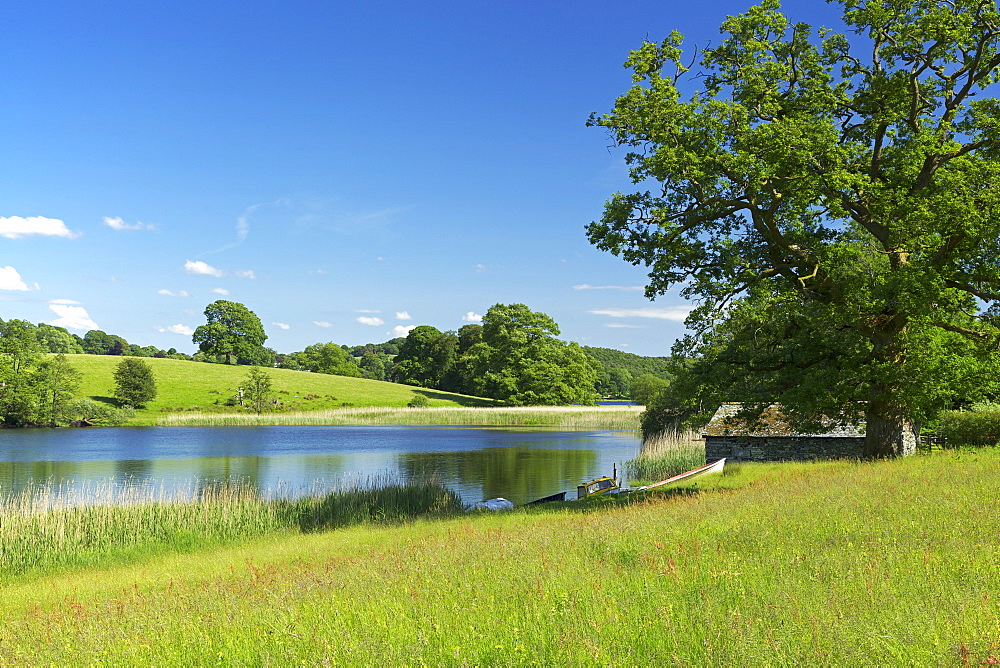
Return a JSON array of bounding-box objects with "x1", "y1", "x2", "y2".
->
[
  {"x1": 2, "y1": 449, "x2": 999, "y2": 663},
  {"x1": 158, "y1": 404, "x2": 643, "y2": 429},
  {"x1": 625, "y1": 429, "x2": 705, "y2": 482},
  {"x1": 0, "y1": 477, "x2": 461, "y2": 585}
]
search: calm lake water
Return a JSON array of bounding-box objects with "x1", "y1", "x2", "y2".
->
[{"x1": 0, "y1": 426, "x2": 641, "y2": 506}]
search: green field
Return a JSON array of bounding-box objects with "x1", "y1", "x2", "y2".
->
[
  {"x1": 3, "y1": 449, "x2": 999, "y2": 663},
  {"x1": 66, "y1": 354, "x2": 494, "y2": 425}
]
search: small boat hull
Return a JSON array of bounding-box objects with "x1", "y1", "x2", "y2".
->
[{"x1": 637, "y1": 458, "x2": 726, "y2": 490}]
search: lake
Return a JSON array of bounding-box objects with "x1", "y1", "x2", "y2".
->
[{"x1": 0, "y1": 425, "x2": 641, "y2": 506}]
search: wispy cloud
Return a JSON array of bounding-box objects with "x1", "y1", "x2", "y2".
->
[
  {"x1": 235, "y1": 269, "x2": 255, "y2": 279},
  {"x1": 313, "y1": 321, "x2": 332, "y2": 328},
  {"x1": 212, "y1": 287, "x2": 230, "y2": 296},
  {"x1": 0, "y1": 216, "x2": 79, "y2": 239},
  {"x1": 48, "y1": 301, "x2": 98, "y2": 331},
  {"x1": 395, "y1": 311, "x2": 411, "y2": 320},
  {"x1": 393, "y1": 325, "x2": 417, "y2": 337},
  {"x1": 202, "y1": 204, "x2": 258, "y2": 255},
  {"x1": 157, "y1": 289, "x2": 189, "y2": 297},
  {"x1": 157, "y1": 324, "x2": 194, "y2": 335},
  {"x1": 356, "y1": 309, "x2": 381, "y2": 314},
  {"x1": 587, "y1": 306, "x2": 693, "y2": 322},
  {"x1": 272, "y1": 322, "x2": 290, "y2": 330},
  {"x1": 604, "y1": 323, "x2": 644, "y2": 328},
  {"x1": 573, "y1": 284, "x2": 644, "y2": 292},
  {"x1": 184, "y1": 260, "x2": 223, "y2": 277},
  {"x1": 104, "y1": 216, "x2": 154, "y2": 231},
  {"x1": 0, "y1": 266, "x2": 29, "y2": 291},
  {"x1": 357, "y1": 316, "x2": 385, "y2": 326},
  {"x1": 462, "y1": 311, "x2": 483, "y2": 323}
]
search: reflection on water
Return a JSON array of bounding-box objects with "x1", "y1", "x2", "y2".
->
[{"x1": 0, "y1": 426, "x2": 639, "y2": 506}]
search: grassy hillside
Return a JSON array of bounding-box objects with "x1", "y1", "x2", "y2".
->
[
  {"x1": 2, "y1": 450, "x2": 999, "y2": 663},
  {"x1": 66, "y1": 354, "x2": 493, "y2": 425}
]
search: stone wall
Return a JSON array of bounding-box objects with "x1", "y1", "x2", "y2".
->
[{"x1": 705, "y1": 436, "x2": 866, "y2": 462}]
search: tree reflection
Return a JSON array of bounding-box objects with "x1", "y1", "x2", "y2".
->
[{"x1": 397, "y1": 447, "x2": 598, "y2": 505}]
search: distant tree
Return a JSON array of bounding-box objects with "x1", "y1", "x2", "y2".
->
[
  {"x1": 191, "y1": 300, "x2": 268, "y2": 365},
  {"x1": 596, "y1": 367, "x2": 633, "y2": 399},
  {"x1": 83, "y1": 330, "x2": 127, "y2": 355},
  {"x1": 298, "y1": 342, "x2": 362, "y2": 377},
  {"x1": 34, "y1": 354, "x2": 81, "y2": 426},
  {"x1": 631, "y1": 373, "x2": 670, "y2": 406},
  {"x1": 392, "y1": 326, "x2": 456, "y2": 388},
  {"x1": 113, "y1": 358, "x2": 157, "y2": 408},
  {"x1": 0, "y1": 320, "x2": 44, "y2": 426},
  {"x1": 242, "y1": 366, "x2": 275, "y2": 413},
  {"x1": 36, "y1": 323, "x2": 85, "y2": 354},
  {"x1": 359, "y1": 351, "x2": 391, "y2": 381},
  {"x1": 463, "y1": 304, "x2": 600, "y2": 405}
]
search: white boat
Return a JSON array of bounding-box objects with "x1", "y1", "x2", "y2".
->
[{"x1": 635, "y1": 458, "x2": 726, "y2": 490}]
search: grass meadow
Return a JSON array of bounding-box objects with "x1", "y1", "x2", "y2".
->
[
  {"x1": 66, "y1": 355, "x2": 494, "y2": 425},
  {"x1": 2, "y1": 449, "x2": 999, "y2": 664}
]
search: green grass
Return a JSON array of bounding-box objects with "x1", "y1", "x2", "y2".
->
[
  {"x1": 66, "y1": 354, "x2": 494, "y2": 425},
  {"x1": 3, "y1": 449, "x2": 1000, "y2": 663}
]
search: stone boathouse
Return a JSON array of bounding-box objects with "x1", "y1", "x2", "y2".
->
[{"x1": 703, "y1": 403, "x2": 892, "y2": 463}]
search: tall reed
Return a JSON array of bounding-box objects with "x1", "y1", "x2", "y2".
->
[
  {"x1": 157, "y1": 405, "x2": 643, "y2": 431},
  {"x1": 625, "y1": 429, "x2": 705, "y2": 482},
  {"x1": 0, "y1": 477, "x2": 462, "y2": 582}
]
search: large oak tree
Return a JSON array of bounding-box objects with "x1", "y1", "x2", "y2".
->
[{"x1": 588, "y1": 0, "x2": 1000, "y2": 456}]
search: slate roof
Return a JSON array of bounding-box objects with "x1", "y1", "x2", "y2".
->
[{"x1": 702, "y1": 403, "x2": 864, "y2": 438}]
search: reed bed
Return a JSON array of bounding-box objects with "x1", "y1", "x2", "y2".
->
[
  {"x1": 0, "y1": 477, "x2": 462, "y2": 582},
  {"x1": 157, "y1": 405, "x2": 644, "y2": 431},
  {"x1": 5, "y1": 450, "x2": 1000, "y2": 664},
  {"x1": 625, "y1": 429, "x2": 706, "y2": 482}
]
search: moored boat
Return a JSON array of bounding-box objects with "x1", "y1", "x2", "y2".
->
[{"x1": 636, "y1": 458, "x2": 726, "y2": 490}]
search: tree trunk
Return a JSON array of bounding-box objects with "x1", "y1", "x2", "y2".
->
[
  {"x1": 864, "y1": 390, "x2": 915, "y2": 458},
  {"x1": 863, "y1": 312, "x2": 915, "y2": 458}
]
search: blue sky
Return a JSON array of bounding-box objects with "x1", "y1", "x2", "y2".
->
[{"x1": 0, "y1": 0, "x2": 840, "y2": 357}]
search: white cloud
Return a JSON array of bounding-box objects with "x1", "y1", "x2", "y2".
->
[
  {"x1": 0, "y1": 216, "x2": 79, "y2": 239},
  {"x1": 604, "y1": 323, "x2": 644, "y2": 328},
  {"x1": 587, "y1": 306, "x2": 693, "y2": 321},
  {"x1": 157, "y1": 289, "x2": 189, "y2": 297},
  {"x1": 313, "y1": 320, "x2": 332, "y2": 328},
  {"x1": 212, "y1": 287, "x2": 230, "y2": 296},
  {"x1": 0, "y1": 266, "x2": 29, "y2": 291},
  {"x1": 573, "y1": 284, "x2": 644, "y2": 292},
  {"x1": 104, "y1": 216, "x2": 154, "y2": 231},
  {"x1": 308, "y1": 269, "x2": 327, "y2": 275},
  {"x1": 393, "y1": 325, "x2": 418, "y2": 337},
  {"x1": 357, "y1": 316, "x2": 385, "y2": 326},
  {"x1": 272, "y1": 322, "x2": 290, "y2": 330},
  {"x1": 184, "y1": 260, "x2": 223, "y2": 277},
  {"x1": 157, "y1": 324, "x2": 194, "y2": 335},
  {"x1": 235, "y1": 269, "x2": 256, "y2": 279},
  {"x1": 395, "y1": 311, "x2": 411, "y2": 320},
  {"x1": 462, "y1": 311, "x2": 483, "y2": 323},
  {"x1": 475, "y1": 264, "x2": 486, "y2": 273},
  {"x1": 48, "y1": 302, "x2": 98, "y2": 331},
  {"x1": 356, "y1": 309, "x2": 381, "y2": 314}
]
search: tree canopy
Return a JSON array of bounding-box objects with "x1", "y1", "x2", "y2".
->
[
  {"x1": 464, "y1": 304, "x2": 600, "y2": 405},
  {"x1": 588, "y1": 0, "x2": 1000, "y2": 456},
  {"x1": 192, "y1": 300, "x2": 268, "y2": 365},
  {"x1": 113, "y1": 357, "x2": 157, "y2": 408}
]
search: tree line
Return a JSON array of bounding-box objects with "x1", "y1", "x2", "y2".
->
[{"x1": 0, "y1": 319, "x2": 156, "y2": 427}]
